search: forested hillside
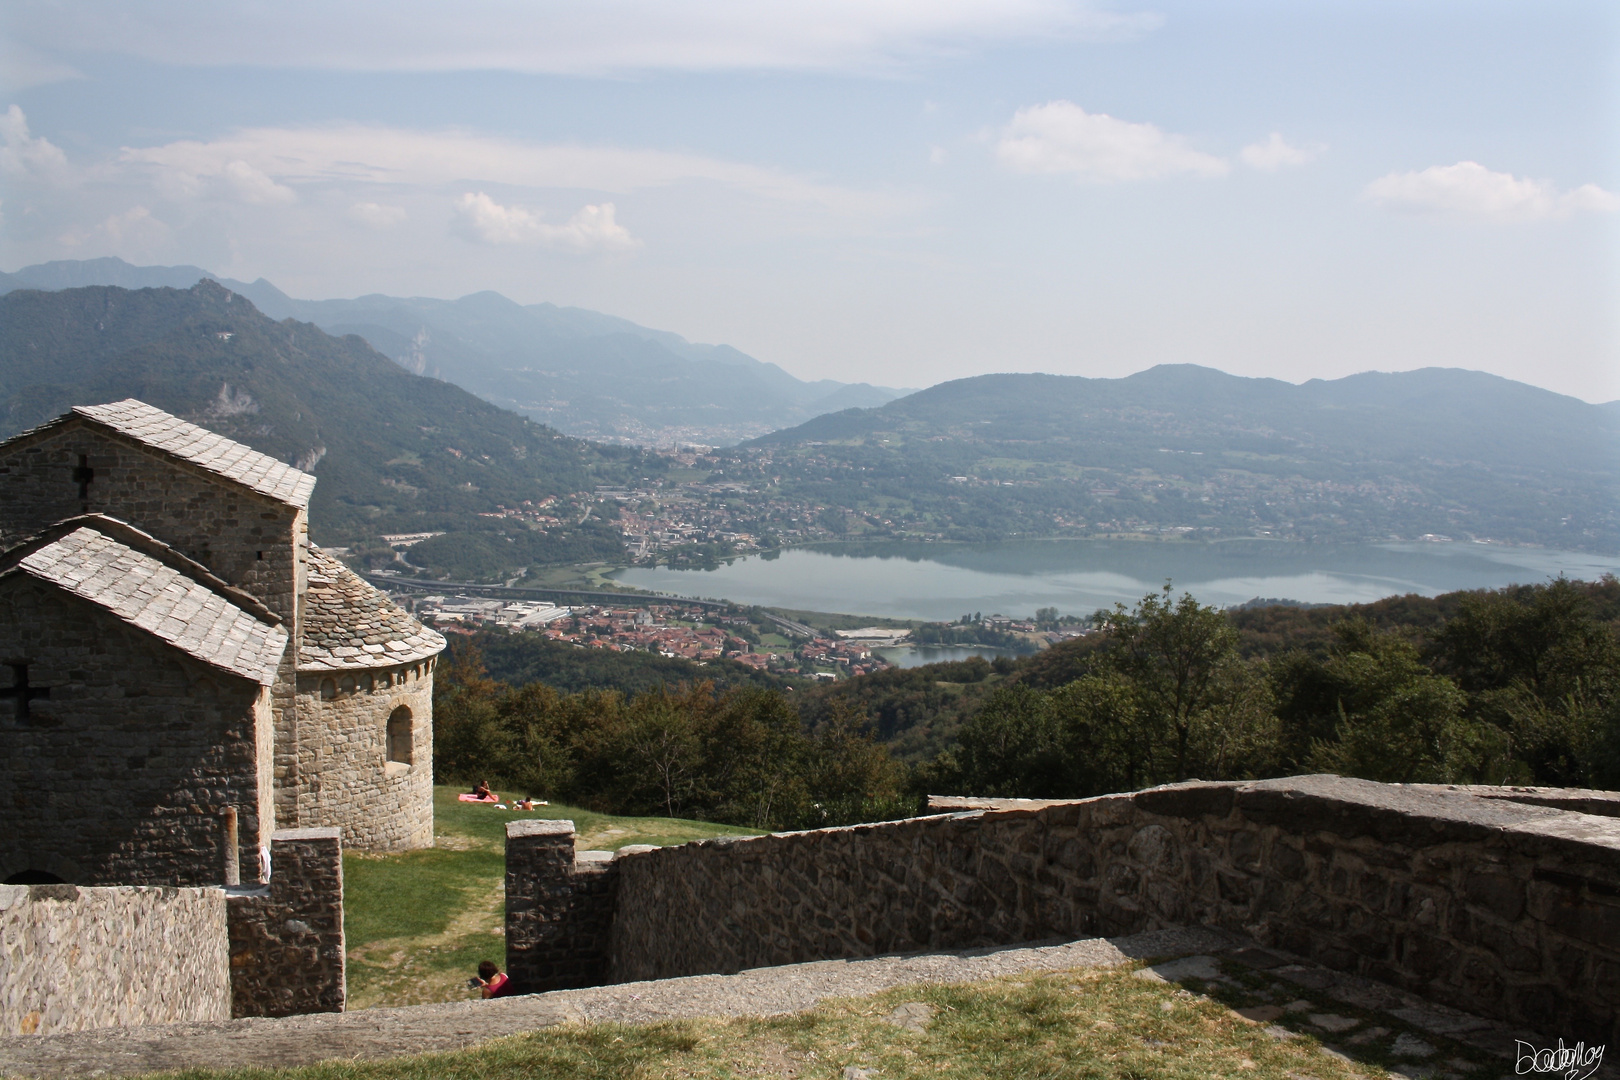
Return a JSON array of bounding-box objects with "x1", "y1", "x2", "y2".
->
[
  {"x1": 0, "y1": 281, "x2": 656, "y2": 564},
  {"x1": 434, "y1": 576, "x2": 1620, "y2": 828},
  {"x1": 464, "y1": 626, "x2": 799, "y2": 696},
  {"x1": 737, "y1": 366, "x2": 1620, "y2": 552}
]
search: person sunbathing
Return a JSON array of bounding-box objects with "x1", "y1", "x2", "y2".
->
[{"x1": 470, "y1": 781, "x2": 494, "y2": 801}]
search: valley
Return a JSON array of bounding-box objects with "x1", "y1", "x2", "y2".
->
[{"x1": 4, "y1": 264, "x2": 1616, "y2": 597}]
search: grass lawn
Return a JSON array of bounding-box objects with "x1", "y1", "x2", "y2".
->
[
  {"x1": 342, "y1": 786, "x2": 762, "y2": 1009},
  {"x1": 146, "y1": 956, "x2": 1499, "y2": 1079}
]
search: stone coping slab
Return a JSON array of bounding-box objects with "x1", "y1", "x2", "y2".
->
[
  {"x1": 506, "y1": 819, "x2": 575, "y2": 839},
  {"x1": 0, "y1": 925, "x2": 1575, "y2": 1079}
]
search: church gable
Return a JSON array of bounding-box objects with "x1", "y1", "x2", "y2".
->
[
  {"x1": 5, "y1": 525, "x2": 288, "y2": 684},
  {"x1": 0, "y1": 553, "x2": 278, "y2": 886},
  {"x1": 69, "y1": 400, "x2": 313, "y2": 508},
  {"x1": 0, "y1": 400, "x2": 314, "y2": 623}
]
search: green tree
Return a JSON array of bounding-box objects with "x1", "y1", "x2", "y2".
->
[
  {"x1": 1430, "y1": 579, "x2": 1620, "y2": 787},
  {"x1": 943, "y1": 683, "x2": 1067, "y2": 798},
  {"x1": 798, "y1": 705, "x2": 912, "y2": 827},
  {"x1": 431, "y1": 644, "x2": 517, "y2": 786},
  {"x1": 699, "y1": 687, "x2": 810, "y2": 829},
  {"x1": 1092, "y1": 586, "x2": 1275, "y2": 783},
  {"x1": 432, "y1": 639, "x2": 912, "y2": 829},
  {"x1": 1046, "y1": 673, "x2": 1150, "y2": 794},
  {"x1": 932, "y1": 586, "x2": 1276, "y2": 800},
  {"x1": 1288, "y1": 620, "x2": 1503, "y2": 784}
]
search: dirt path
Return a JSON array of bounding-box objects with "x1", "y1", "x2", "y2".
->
[{"x1": 0, "y1": 928, "x2": 1541, "y2": 1079}]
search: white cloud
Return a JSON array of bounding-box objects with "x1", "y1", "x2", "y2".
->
[
  {"x1": 349, "y1": 201, "x2": 408, "y2": 228},
  {"x1": 454, "y1": 193, "x2": 639, "y2": 252},
  {"x1": 219, "y1": 159, "x2": 297, "y2": 204},
  {"x1": 58, "y1": 205, "x2": 172, "y2": 253},
  {"x1": 1364, "y1": 161, "x2": 1619, "y2": 221},
  {"x1": 995, "y1": 100, "x2": 1228, "y2": 182},
  {"x1": 117, "y1": 124, "x2": 893, "y2": 215},
  {"x1": 1239, "y1": 132, "x2": 1323, "y2": 171},
  {"x1": 3, "y1": 1, "x2": 1160, "y2": 76},
  {"x1": 0, "y1": 104, "x2": 69, "y2": 178},
  {"x1": 129, "y1": 145, "x2": 296, "y2": 205}
]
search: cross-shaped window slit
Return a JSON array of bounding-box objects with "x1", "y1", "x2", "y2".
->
[
  {"x1": 72, "y1": 455, "x2": 94, "y2": 501},
  {"x1": 1, "y1": 662, "x2": 49, "y2": 723}
]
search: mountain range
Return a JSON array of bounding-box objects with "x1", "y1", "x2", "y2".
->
[
  {"x1": 0, "y1": 258, "x2": 906, "y2": 446},
  {"x1": 4, "y1": 261, "x2": 1617, "y2": 560},
  {"x1": 0, "y1": 279, "x2": 653, "y2": 572}
]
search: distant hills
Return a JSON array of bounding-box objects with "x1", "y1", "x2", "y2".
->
[
  {"x1": 5, "y1": 260, "x2": 1615, "y2": 557},
  {"x1": 0, "y1": 280, "x2": 653, "y2": 569},
  {"x1": 0, "y1": 258, "x2": 906, "y2": 446},
  {"x1": 740, "y1": 366, "x2": 1620, "y2": 552}
]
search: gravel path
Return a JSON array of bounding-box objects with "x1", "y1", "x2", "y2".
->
[{"x1": 0, "y1": 928, "x2": 1230, "y2": 1078}]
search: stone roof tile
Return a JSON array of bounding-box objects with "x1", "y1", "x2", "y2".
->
[
  {"x1": 298, "y1": 546, "x2": 444, "y2": 671},
  {"x1": 73, "y1": 400, "x2": 316, "y2": 509},
  {"x1": 16, "y1": 526, "x2": 288, "y2": 684}
]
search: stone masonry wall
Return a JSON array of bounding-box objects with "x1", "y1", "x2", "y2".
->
[
  {"x1": 0, "y1": 578, "x2": 273, "y2": 887},
  {"x1": 0, "y1": 882, "x2": 230, "y2": 1036},
  {"x1": 0, "y1": 423, "x2": 303, "y2": 625},
  {"x1": 271, "y1": 511, "x2": 308, "y2": 833},
  {"x1": 227, "y1": 828, "x2": 345, "y2": 1018},
  {"x1": 504, "y1": 820, "x2": 620, "y2": 994},
  {"x1": 0, "y1": 419, "x2": 306, "y2": 867},
  {"x1": 288, "y1": 663, "x2": 434, "y2": 850},
  {"x1": 602, "y1": 776, "x2": 1620, "y2": 1044}
]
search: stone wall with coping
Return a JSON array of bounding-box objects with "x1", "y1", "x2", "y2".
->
[
  {"x1": 0, "y1": 882, "x2": 230, "y2": 1036},
  {"x1": 584, "y1": 776, "x2": 1620, "y2": 1044},
  {"x1": 0, "y1": 577, "x2": 273, "y2": 887},
  {"x1": 226, "y1": 828, "x2": 346, "y2": 1018},
  {"x1": 504, "y1": 820, "x2": 621, "y2": 993},
  {"x1": 287, "y1": 662, "x2": 434, "y2": 851}
]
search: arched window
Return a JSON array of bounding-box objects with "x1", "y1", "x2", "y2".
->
[
  {"x1": 319, "y1": 678, "x2": 336, "y2": 701},
  {"x1": 387, "y1": 707, "x2": 413, "y2": 765},
  {"x1": 338, "y1": 674, "x2": 356, "y2": 695}
]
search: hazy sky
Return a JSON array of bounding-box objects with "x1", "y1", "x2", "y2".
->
[{"x1": 2, "y1": 1, "x2": 1616, "y2": 400}]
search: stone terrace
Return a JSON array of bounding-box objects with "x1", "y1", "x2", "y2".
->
[
  {"x1": 1, "y1": 928, "x2": 1595, "y2": 1078},
  {"x1": 508, "y1": 776, "x2": 1620, "y2": 1045}
]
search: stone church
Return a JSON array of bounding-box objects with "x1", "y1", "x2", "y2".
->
[{"x1": 0, "y1": 399, "x2": 445, "y2": 887}]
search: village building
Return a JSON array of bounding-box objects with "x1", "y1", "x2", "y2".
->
[{"x1": 0, "y1": 400, "x2": 444, "y2": 887}]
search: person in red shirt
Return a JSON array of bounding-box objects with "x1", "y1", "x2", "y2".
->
[{"x1": 474, "y1": 960, "x2": 513, "y2": 998}]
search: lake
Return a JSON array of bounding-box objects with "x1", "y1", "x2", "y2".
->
[{"x1": 611, "y1": 539, "x2": 1620, "y2": 623}]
